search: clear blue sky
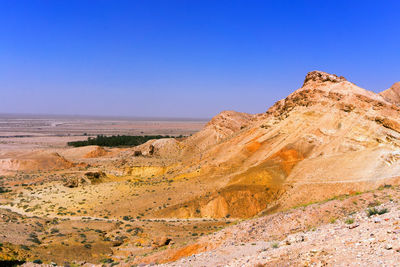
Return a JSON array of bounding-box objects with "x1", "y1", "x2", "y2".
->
[{"x1": 1, "y1": 0, "x2": 399, "y2": 118}]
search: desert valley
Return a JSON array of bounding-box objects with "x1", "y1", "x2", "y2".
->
[{"x1": 1, "y1": 71, "x2": 400, "y2": 266}]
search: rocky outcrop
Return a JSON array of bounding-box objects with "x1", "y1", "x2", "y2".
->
[
  {"x1": 0, "y1": 151, "x2": 74, "y2": 174},
  {"x1": 375, "y1": 117, "x2": 400, "y2": 133},
  {"x1": 63, "y1": 171, "x2": 106, "y2": 187},
  {"x1": 152, "y1": 236, "x2": 172, "y2": 248},
  {"x1": 63, "y1": 176, "x2": 87, "y2": 188},
  {"x1": 303, "y1": 70, "x2": 347, "y2": 86},
  {"x1": 84, "y1": 171, "x2": 106, "y2": 184}
]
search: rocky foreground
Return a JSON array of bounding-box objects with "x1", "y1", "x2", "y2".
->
[{"x1": 158, "y1": 185, "x2": 400, "y2": 266}]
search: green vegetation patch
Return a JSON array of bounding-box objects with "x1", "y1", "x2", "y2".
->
[
  {"x1": 67, "y1": 135, "x2": 178, "y2": 147},
  {"x1": 366, "y1": 207, "x2": 388, "y2": 217}
]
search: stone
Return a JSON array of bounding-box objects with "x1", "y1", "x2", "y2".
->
[
  {"x1": 286, "y1": 234, "x2": 305, "y2": 245},
  {"x1": 385, "y1": 244, "x2": 393, "y2": 250},
  {"x1": 348, "y1": 224, "x2": 360, "y2": 229},
  {"x1": 152, "y1": 236, "x2": 172, "y2": 248}
]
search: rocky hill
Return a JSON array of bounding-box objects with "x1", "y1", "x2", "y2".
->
[{"x1": 144, "y1": 70, "x2": 400, "y2": 219}]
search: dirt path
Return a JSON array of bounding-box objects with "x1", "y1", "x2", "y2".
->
[{"x1": 0, "y1": 205, "x2": 235, "y2": 223}]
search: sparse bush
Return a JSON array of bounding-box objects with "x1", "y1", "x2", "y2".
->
[
  {"x1": 100, "y1": 258, "x2": 114, "y2": 263},
  {"x1": 367, "y1": 207, "x2": 388, "y2": 217},
  {"x1": 20, "y1": 245, "x2": 30, "y2": 250},
  {"x1": 345, "y1": 218, "x2": 354, "y2": 224},
  {"x1": 271, "y1": 242, "x2": 279, "y2": 248},
  {"x1": 28, "y1": 232, "x2": 41, "y2": 244},
  {"x1": 50, "y1": 228, "x2": 59, "y2": 234},
  {"x1": 0, "y1": 186, "x2": 10, "y2": 193}
]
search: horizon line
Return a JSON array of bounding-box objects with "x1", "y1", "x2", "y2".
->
[{"x1": 0, "y1": 112, "x2": 211, "y2": 122}]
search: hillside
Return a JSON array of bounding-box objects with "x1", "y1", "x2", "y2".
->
[{"x1": 141, "y1": 70, "x2": 400, "y2": 218}]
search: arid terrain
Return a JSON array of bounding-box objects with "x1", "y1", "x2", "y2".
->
[{"x1": 2, "y1": 71, "x2": 400, "y2": 266}]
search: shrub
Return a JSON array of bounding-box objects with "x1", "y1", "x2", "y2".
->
[
  {"x1": 271, "y1": 242, "x2": 279, "y2": 248},
  {"x1": 122, "y1": 216, "x2": 132, "y2": 221},
  {"x1": 20, "y1": 245, "x2": 30, "y2": 250},
  {"x1": 100, "y1": 258, "x2": 114, "y2": 263},
  {"x1": 345, "y1": 218, "x2": 354, "y2": 224},
  {"x1": 28, "y1": 232, "x2": 41, "y2": 245},
  {"x1": 367, "y1": 207, "x2": 388, "y2": 217},
  {"x1": 50, "y1": 228, "x2": 59, "y2": 234},
  {"x1": 0, "y1": 187, "x2": 10, "y2": 193}
]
